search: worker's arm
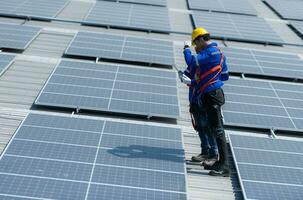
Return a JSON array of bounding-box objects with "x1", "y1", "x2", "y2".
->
[{"x1": 220, "y1": 56, "x2": 229, "y2": 81}]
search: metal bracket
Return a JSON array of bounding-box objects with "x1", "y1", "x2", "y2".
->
[{"x1": 270, "y1": 128, "x2": 276, "y2": 139}]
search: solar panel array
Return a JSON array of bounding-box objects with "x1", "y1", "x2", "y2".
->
[
  {"x1": 83, "y1": 1, "x2": 171, "y2": 33},
  {"x1": 187, "y1": 0, "x2": 257, "y2": 16},
  {"x1": 0, "y1": 54, "x2": 15, "y2": 76},
  {"x1": 0, "y1": 113, "x2": 186, "y2": 200},
  {"x1": 264, "y1": 0, "x2": 303, "y2": 21},
  {"x1": 223, "y1": 77, "x2": 303, "y2": 131},
  {"x1": 229, "y1": 134, "x2": 303, "y2": 200},
  {"x1": 223, "y1": 47, "x2": 303, "y2": 80},
  {"x1": 0, "y1": 0, "x2": 68, "y2": 20},
  {"x1": 65, "y1": 32, "x2": 175, "y2": 67},
  {"x1": 290, "y1": 21, "x2": 303, "y2": 38},
  {"x1": 192, "y1": 11, "x2": 284, "y2": 45},
  {"x1": 35, "y1": 60, "x2": 180, "y2": 118},
  {"x1": 100, "y1": 0, "x2": 167, "y2": 7},
  {"x1": 0, "y1": 23, "x2": 41, "y2": 50}
]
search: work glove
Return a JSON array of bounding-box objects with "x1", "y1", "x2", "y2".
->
[
  {"x1": 184, "y1": 41, "x2": 191, "y2": 49},
  {"x1": 180, "y1": 74, "x2": 191, "y2": 85}
]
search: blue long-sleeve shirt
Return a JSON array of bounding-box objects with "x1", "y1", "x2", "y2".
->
[{"x1": 183, "y1": 42, "x2": 229, "y2": 103}]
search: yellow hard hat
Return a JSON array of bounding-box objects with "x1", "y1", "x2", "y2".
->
[{"x1": 191, "y1": 27, "x2": 209, "y2": 44}]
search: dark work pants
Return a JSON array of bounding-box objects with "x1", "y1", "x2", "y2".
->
[{"x1": 200, "y1": 88, "x2": 229, "y2": 170}]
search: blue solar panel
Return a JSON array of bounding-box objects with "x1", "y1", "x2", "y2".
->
[
  {"x1": 0, "y1": 54, "x2": 15, "y2": 76},
  {"x1": 83, "y1": 1, "x2": 171, "y2": 33},
  {"x1": 0, "y1": 113, "x2": 186, "y2": 200},
  {"x1": 243, "y1": 181, "x2": 303, "y2": 200},
  {"x1": 264, "y1": 0, "x2": 303, "y2": 21},
  {"x1": 188, "y1": 0, "x2": 257, "y2": 16},
  {"x1": 229, "y1": 134, "x2": 303, "y2": 200},
  {"x1": 65, "y1": 32, "x2": 175, "y2": 67},
  {"x1": 223, "y1": 47, "x2": 303, "y2": 80},
  {"x1": 0, "y1": 23, "x2": 41, "y2": 50},
  {"x1": 0, "y1": 0, "x2": 68, "y2": 20},
  {"x1": 192, "y1": 11, "x2": 284, "y2": 45},
  {"x1": 99, "y1": 0, "x2": 167, "y2": 7},
  {"x1": 223, "y1": 77, "x2": 303, "y2": 132},
  {"x1": 35, "y1": 60, "x2": 180, "y2": 119}
]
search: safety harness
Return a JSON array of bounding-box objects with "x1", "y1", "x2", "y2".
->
[
  {"x1": 189, "y1": 47, "x2": 224, "y2": 130},
  {"x1": 195, "y1": 47, "x2": 224, "y2": 96}
]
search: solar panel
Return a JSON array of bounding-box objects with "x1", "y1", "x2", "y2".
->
[
  {"x1": 65, "y1": 32, "x2": 175, "y2": 67},
  {"x1": 229, "y1": 134, "x2": 303, "y2": 200},
  {"x1": 83, "y1": 1, "x2": 171, "y2": 33},
  {"x1": 100, "y1": 0, "x2": 167, "y2": 7},
  {"x1": 0, "y1": 23, "x2": 41, "y2": 50},
  {"x1": 192, "y1": 11, "x2": 284, "y2": 45},
  {"x1": 0, "y1": 54, "x2": 15, "y2": 76},
  {"x1": 223, "y1": 47, "x2": 303, "y2": 80},
  {"x1": 187, "y1": 0, "x2": 257, "y2": 16},
  {"x1": 223, "y1": 77, "x2": 303, "y2": 131},
  {"x1": 0, "y1": 113, "x2": 186, "y2": 200},
  {"x1": 290, "y1": 21, "x2": 303, "y2": 39},
  {"x1": 35, "y1": 60, "x2": 180, "y2": 119},
  {"x1": 0, "y1": 0, "x2": 68, "y2": 20},
  {"x1": 264, "y1": 0, "x2": 303, "y2": 21}
]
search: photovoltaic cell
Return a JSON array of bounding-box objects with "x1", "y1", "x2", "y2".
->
[
  {"x1": 0, "y1": 54, "x2": 15, "y2": 76},
  {"x1": 65, "y1": 32, "x2": 175, "y2": 67},
  {"x1": 223, "y1": 47, "x2": 303, "y2": 80},
  {"x1": 187, "y1": 0, "x2": 257, "y2": 16},
  {"x1": 0, "y1": 113, "x2": 186, "y2": 200},
  {"x1": 83, "y1": 1, "x2": 171, "y2": 33},
  {"x1": 223, "y1": 77, "x2": 303, "y2": 131},
  {"x1": 229, "y1": 134, "x2": 303, "y2": 200},
  {"x1": 0, "y1": 23, "x2": 41, "y2": 50},
  {"x1": 35, "y1": 60, "x2": 179, "y2": 118},
  {"x1": 0, "y1": 0, "x2": 68, "y2": 20},
  {"x1": 264, "y1": 0, "x2": 303, "y2": 21},
  {"x1": 192, "y1": 11, "x2": 284, "y2": 45},
  {"x1": 100, "y1": 0, "x2": 167, "y2": 7}
]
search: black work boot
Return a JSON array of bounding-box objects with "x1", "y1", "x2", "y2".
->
[
  {"x1": 191, "y1": 153, "x2": 209, "y2": 162},
  {"x1": 204, "y1": 162, "x2": 230, "y2": 177}
]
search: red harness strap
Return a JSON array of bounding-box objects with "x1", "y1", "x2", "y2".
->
[{"x1": 196, "y1": 48, "x2": 224, "y2": 95}]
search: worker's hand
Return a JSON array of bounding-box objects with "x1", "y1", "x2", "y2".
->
[
  {"x1": 184, "y1": 41, "x2": 191, "y2": 49},
  {"x1": 180, "y1": 74, "x2": 191, "y2": 85}
]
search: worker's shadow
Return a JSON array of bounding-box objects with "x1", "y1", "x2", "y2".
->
[{"x1": 108, "y1": 145, "x2": 185, "y2": 163}]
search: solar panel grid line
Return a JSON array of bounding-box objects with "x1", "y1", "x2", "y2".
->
[
  {"x1": 233, "y1": 147, "x2": 303, "y2": 156},
  {"x1": 0, "y1": 114, "x2": 186, "y2": 199},
  {"x1": 65, "y1": 32, "x2": 175, "y2": 67},
  {"x1": 48, "y1": 82, "x2": 177, "y2": 98},
  {"x1": 83, "y1": 1, "x2": 171, "y2": 33},
  {"x1": 3, "y1": 153, "x2": 184, "y2": 175},
  {"x1": 100, "y1": 0, "x2": 167, "y2": 7},
  {"x1": 84, "y1": 121, "x2": 106, "y2": 200},
  {"x1": 59, "y1": 61, "x2": 176, "y2": 80},
  {"x1": 229, "y1": 134, "x2": 303, "y2": 200},
  {"x1": 268, "y1": 82, "x2": 298, "y2": 129},
  {"x1": 35, "y1": 60, "x2": 179, "y2": 118},
  {"x1": 107, "y1": 66, "x2": 119, "y2": 109}
]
